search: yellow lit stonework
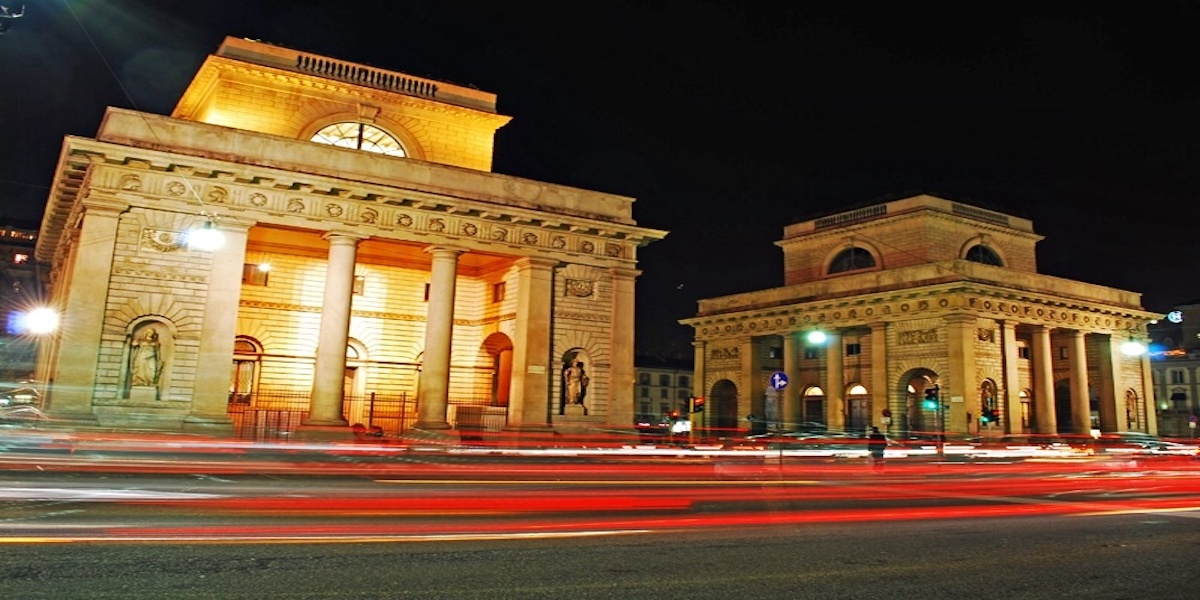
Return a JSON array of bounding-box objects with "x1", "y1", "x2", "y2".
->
[
  {"x1": 682, "y1": 195, "x2": 1159, "y2": 441},
  {"x1": 34, "y1": 37, "x2": 665, "y2": 438}
]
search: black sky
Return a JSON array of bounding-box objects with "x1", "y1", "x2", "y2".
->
[{"x1": 3, "y1": 1, "x2": 1199, "y2": 360}]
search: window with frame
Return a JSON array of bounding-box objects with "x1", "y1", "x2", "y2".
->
[
  {"x1": 311, "y1": 122, "x2": 406, "y2": 156},
  {"x1": 1170, "y1": 369, "x2": 1186, "y2": 384},
  {"x1": 1059, "y1": 347, "x2": 1069, "y2": 359},
  {"x1": 640, "y1": 387, "x2": 649, "y2": 398},
  {"x1": 845, "y1": 343, "x2": 862, "y2": 356},
  {"x1": 352, "y1": 275, "x2": 365, "y2": 296},
  {"x1": 492, "y1": 282, "x2": 506, "y2": 303},
  {"x1": 828, "y1": 247, "x2": 876, "y2": 274},
  {"x1": 804, "y1": 347, "x2": 819, "y2": 360},
  {"x1": 1017, "y1": 345, "x2": 1031, "y2": 359},
  {"x1": 229, "y1": 338, "x2": 260, "y2": 404},
  {"x1": 242, "y1": 264, "x2": 269, "y2": 286},
  {"x1": 965, "y1": 244, "x2": 1004, "y2": 266},
  {"x1": 659, "y1": 388, "x2": 669, "y2": 399},
  {"x1": 639, "y1": 373, "x2": 651, "y2": 385},
  {"x1": 13, "y1": 253, "x2": 28, "y2": 264},
  {"x1": 658, "y1": 374, "x2": 671, "y2": 387},
  {"x1": 679, "y1": 375, "x2": 689, "y2": 388}
]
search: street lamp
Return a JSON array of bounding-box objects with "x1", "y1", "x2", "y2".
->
[{"x1": 186, "y1": 218, "x2": 225, "y2": 252}]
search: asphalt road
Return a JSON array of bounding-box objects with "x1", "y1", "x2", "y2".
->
[{"x1": 2, "y1": 512, "x2": 1198, "y2": 599}]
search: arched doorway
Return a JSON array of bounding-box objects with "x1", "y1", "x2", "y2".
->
[
  {"x1": 482, "y1": 333, "x2": 514, "y2": 407},
  {"x1": 846, "y1": 383, "x2": 870, "y2": 433},
  {"x1": 709, "y1": 379, "x2": 739, "y2": 436},
  {"x1": 898, "y1": 369, "x2": 939, "y2": 439}
]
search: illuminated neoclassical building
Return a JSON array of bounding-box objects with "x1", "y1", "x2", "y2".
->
[
  {"x1": 681, "y1": 195, "x2": 1159, "y2": 439},
  {"x1": 34, "y1": 37, "x2": 665, "y2": 437}
]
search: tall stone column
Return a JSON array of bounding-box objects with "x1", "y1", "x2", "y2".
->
[
  {"x1": 46, "y1": 198, "x2": 127, "y2": 423},
  {"x1": 1067, "y1": 330, "x2": 1091, "y2": 435},
  {"x1": 185, "y1": 217, "x2": 253, "y2": 434},
  {"x1": 504, "y1": 256, "x2": 557, "y2": 432},
  {"x1": 1032, "y1": 326, "x2": 1057, "y2": 435},
  {"x1": 999, "y1": 321, "x2": 1022, "y2": 433},
  {"x1": 1138, "y1": 351, "x2": 1157, "y2": 436},
  {"x1": 945, "y1": 314, "x2": 977, "y2": 435},
  {"x1": 305, "y1": 233, "x2": 364, "y2": 426},
  {"x1": 824, "y1": 330, "x2": 845, "y2": 431},
  {"x1": 740, "y1": 336, "x2": 762, "y2": 433},
  {"x1": 608, "y1": 267, "x2": 640, "y2": 430},
  {"x1": 782, "y1": 332, "x2": 800, "y2": 430},
  {"x1": 692, "y1": 340, "x2": 707, "y2": 431},
  {"x1": 415, "y1": 246, "x2": 465, "y2": 430},
  {"x1": 869, "y1": 322, "x2": 889, "y2": 433},
  {"x1": 1095, "y1": 334, "x2": 1120, "y2": 433}
]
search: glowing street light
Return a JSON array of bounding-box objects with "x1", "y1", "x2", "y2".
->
[
  {"x1": 805, "y1": 330, "x2": 827, "y2": 345},
  {"x1": 186, "y1": 219, "x2": 225, "y2": 252},
  {"x1": 1120, "y1": 340, "x2": 1147, "y2": 357},
  {"x1": 13, "y1": 307, "x2": 59, "y2": 335}
]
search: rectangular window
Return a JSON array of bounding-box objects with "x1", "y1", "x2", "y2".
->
[
  {"x1": 639, "y1": 373, "x2": 651, "y2": 385},
  {"x1": 492, "y1": 282, "x2": 506, "y2": 303},
  {"x1": 677, "y1": 389, "x2": 690, "y2": 400},
  {"x1": 352, "y1": 275, "x2": 365, "y2": 295},
  {"x1": 1017, "y1": 346, "x2": 1031, "y2": 359},
  {"x1": 242, "y1": 264, "x2": 269, "y2": 286},
  {"x1": 767, "y1": 347, "x2": 782, "y2": 359},
  {"x1": 640, "y1": 387, "x2": 649, "y2": 398},
  {"x1": 659, "y1": 374, "x2": 671, "y2": 387},
  {"x1": 1059, "y1": 347, "x2": 1069, "y2": 359},
  {"x1": 804, "y1": 348, "x2": 818, "y2": 360},
  {"x1": 424, "y1": 283, "x2": 430, "y2": 302},
  {"x1": 1170, "y1": 370, "x2": 1186, "y2": 384},
  {"x1": 13, "y1": 253, "x2": 28, "y2": 264},
  {"x1": 659, "y1": 388, "x2": 669, "y2": 399},
  {"x1": 845, "y1": 343, "x2": 862, "y2": 356},
  {"x1": 679, "y1": 376, "x2": 689, "y2": 389}
]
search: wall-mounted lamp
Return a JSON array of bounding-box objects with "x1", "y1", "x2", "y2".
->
[{"x1": 186, "y1": 217, "x2": 225, "y2": 252}]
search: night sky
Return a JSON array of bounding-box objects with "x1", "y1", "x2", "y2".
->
[{"x1": 3, "y1": 1, "x2": 1199, "y2": 360}]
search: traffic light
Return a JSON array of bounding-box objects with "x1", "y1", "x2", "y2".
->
[
  {"x1": 922, "y1": 386, "x2": 939, "y2": 410},
  {"x1": 690, "y1": 396, "x2": 706, "y2": 413}
]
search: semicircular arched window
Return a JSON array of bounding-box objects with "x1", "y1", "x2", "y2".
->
[
  {"x1": 311, "y1": 123, "x2": 406, "y2": 157},
  {"x1": 828, "y1": 247, "x2": 876, "y2": 274},
  {"x1": 965, "y1": 244, "x2": 1003, "y2": 266}
]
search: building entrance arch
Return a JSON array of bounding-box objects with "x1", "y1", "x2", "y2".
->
[
  {"x1": 896, "y1": 368, "x2": 939, "y2": 439},
  {"x1": 708, "y1": 379, "x2": 739, "y2": 436}
]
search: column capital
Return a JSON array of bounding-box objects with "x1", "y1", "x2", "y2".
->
[
  {"x1": 323, "y1": 230, "x2": 369, "y2": 243},
  {"x1": 423, "y1": 244, "x2": 467, "y2": 257},
  {"x1": 515, "y1": 256, "x2": 560, "y2": 270},
  {"x1": 609, "y1": 267, "x2": 642, "y2": 280}
]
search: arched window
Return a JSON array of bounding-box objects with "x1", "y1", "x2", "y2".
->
[
  {"x1": 965, "y1": 244, "x2": 1003, "y2": 266},
  {"x1": 311, "y1": 122, "x2": 406, "y2": 157},
  {"x1": 828, "y1": 247, "x2": 876, "y2": 274},
  {"x1": 230, "y1": 337, "x2": 262, "y2": 405}
]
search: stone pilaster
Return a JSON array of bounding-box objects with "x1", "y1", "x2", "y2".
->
[
  {"x1": 504, "y1": 256, "x2": 557, "y2": 432},
  {"x1": 185, "y1": 217, "x2": 253, "y2": 434}
]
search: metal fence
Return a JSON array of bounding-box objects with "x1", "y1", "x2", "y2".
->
[{"x1": 227, "y1": 390, "x2": 417, "y2": 441}]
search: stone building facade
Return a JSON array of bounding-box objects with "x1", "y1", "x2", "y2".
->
[
  {"x1": 680, "y1": 195, "x2": 1158, "y2": 440},
  {"x1": 34, "y1": 37, "x2": 665, "y2": 437},
  {"x1": 1148, "y1": 302, "x2": 1200, "y2": 437}
]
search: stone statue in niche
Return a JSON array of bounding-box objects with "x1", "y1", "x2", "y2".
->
[
  {"x1": 563, "y1": 360, "x2": 589, "y2": 408},
  {"x1": 129, "y1": 328, "x2": 163, "y2": 387}
]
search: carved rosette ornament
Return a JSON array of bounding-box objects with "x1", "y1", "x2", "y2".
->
[
  {"x1": 250, "y1": 193, "x2": 268, "y2": 207},
  {"x1": 565, "y1": 278, "x2": 594, "y2": 298},
  {"x1": 166, "y1": 181, "x2": 187, "y2": 196},
  {"x1": 522, "y1": 232, "x2": 539, "y2": 245},
  {"x1": 462, "y1": 223, "x2": 478, "y2": 236},
  {"x1": 580, "y1": 240, "x2": 594, "y2": 253},
  {"x1": 325, "y1": 203, "x2": 344, "y2": 217}
]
